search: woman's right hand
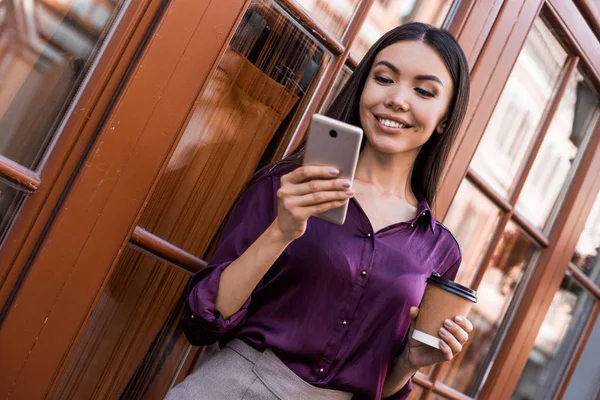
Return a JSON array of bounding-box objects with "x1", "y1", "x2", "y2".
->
[{"x1": 274, "y1": 165, "x2": 355, "y2": 242}]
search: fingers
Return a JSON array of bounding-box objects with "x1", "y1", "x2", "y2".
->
[
  {"x1": 282, "y1": 165, "x2": 340, "y2": 185},
  {"x1": 301, "y1": 198, "x2": 351, "y2": 218},
  {"x1": 439, "y1": 317, "x2": 471, "y2": 361},
  {"x1": 439, "y1": 327, "x2": 462, "y2": 360},
  {"x1": 289, "y1": 178, "x2": 353, "y2": 196},
  {"x1": 439, "y1": 340, "x2": 454, "y2": 361},
  {"x1": 294, "y1": 189, "x2": 353, "y2": 207},
  {"x1": 454, "y1": 316, "x2": 474, "y2": 334},
  {"x1": 443, "y1": 318, "x2": 469, "y2": 344}
]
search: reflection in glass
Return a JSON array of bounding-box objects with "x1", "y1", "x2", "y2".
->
[
  {"x1": 470, "y1": 18, "x2": 567, "y2": 197},
  {"x1": 0, "y1": 0, "x2": 124, "y2": 170},
  {"x1": 351, "y1": 0, "x2": 455, "y2": 58},
  {"x1": 512, "y1": 274, "x2": 595, "y2": 399},
  {"x1": 294, "y1": 0, "x2": 359, "y2": 38},
  {"x1": 571, "y1": 191, "x2": 600, "y2": 285},
  {"x1": 562, "y1": 316, "x2": 600, "y2": 400},
  {"x1": 137, "y1": 0, "x2": 329, "y2": 254},
  {"x1": 322, "y1": 66, "x2": 352, "y2": 112},
  {"x1": 439, "y1": 222, "x2": 540, "y2": 396},
  {"x1": 54, "y1": 247, "x2": 191, "y2": 399},
  {"x1": 0, "y1": 179, "x2": 28, "y2": 248},
  {"x1": 517, "y1": 70, "x2": 599, "y2": 230},
  {"x1": 443, "y1": 180, "x2": 502, "y2": 286}
]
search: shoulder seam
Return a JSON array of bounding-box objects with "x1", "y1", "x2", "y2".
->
[{"x1": 434, "y1": 221, "x2": 462, "y2": 260}]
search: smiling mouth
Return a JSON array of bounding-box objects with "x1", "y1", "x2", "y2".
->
[{"x1": 376, "y1": 116, "x2": 411, "y2": 129}]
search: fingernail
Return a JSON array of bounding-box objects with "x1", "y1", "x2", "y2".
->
[
  {"x1": 455, "y1": 316, "x2": 464, "y2": 323},
  {"x1": 444, "y1": 319, "x2": 454, "y2": 328},
  {"x1": 341, "y1": 180, "x2": 351, "y2": 188},
  {"x1": 345, "y1": 190, "x2": 355, "y2": 196},
  {"x1": 329, "y1": 168, "x2": 340, "y2": 176},
  {"x1": 439, "y1": 327, "x2": 448, "y2": 336}
]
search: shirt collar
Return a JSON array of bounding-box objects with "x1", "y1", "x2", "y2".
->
[{"x1": 416, "y1": 195, "x2": 436, "y2": 234}]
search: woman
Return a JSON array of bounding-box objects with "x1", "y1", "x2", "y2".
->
[{"x1": 168, "y1": 22, "x2": 473, "y2": 400}]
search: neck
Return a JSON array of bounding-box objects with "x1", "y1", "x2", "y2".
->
[{"x1": 355, "y1": 143, "x2": 419, "y2": 204}]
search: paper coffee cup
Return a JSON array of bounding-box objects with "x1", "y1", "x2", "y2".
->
[{"x1": 412, "y1": 273, "x2": 477, "y2": 349}]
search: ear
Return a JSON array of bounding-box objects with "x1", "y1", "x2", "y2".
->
[{"x1": 436, "y1": 119, "x2": 448, "y2": 134}]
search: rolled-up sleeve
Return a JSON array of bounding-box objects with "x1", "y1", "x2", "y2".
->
[{"x1": 182, "y1": 171, "x2": 278, "y2": 346}]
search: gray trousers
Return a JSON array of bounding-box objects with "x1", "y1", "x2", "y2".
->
[{"x1": 165, "y1": 339, "x2": 353, "y2": 400}]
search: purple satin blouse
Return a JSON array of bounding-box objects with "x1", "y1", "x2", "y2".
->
[{"x1": 182, "y1": 163, "x2": 461, "y2": 399}]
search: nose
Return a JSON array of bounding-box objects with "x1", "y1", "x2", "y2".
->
[{"x1": 385, "y1": 85, "x2": 410, "y2": 112}]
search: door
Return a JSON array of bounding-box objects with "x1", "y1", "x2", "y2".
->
[{"x1": 5, "y1": 0, "x2": 598, "y2": 399}]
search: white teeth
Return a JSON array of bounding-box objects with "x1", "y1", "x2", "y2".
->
[{"x1": 377, "y1": 117, "x2": 405, "y2": 129}]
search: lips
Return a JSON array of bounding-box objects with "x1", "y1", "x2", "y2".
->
[{"x1": 375, "y1": 114, "x2": 412, "y2": 130}]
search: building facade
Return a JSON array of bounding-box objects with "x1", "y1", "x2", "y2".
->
[{"x1": 0, "y1": 0, "x2": 599, "y2": 399}]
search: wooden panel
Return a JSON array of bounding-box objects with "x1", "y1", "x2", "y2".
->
[
  {"x1": 454, "y1": 0, "x2": 505, "y2": 68},
  {"x1": 0, "y1": 0, "x2": 165, "y2": 307},
  {"x1": 52, "y1": 247, "x2": 189, "y2": 399},
  {"x1": 0, "y1": 0, "x2": 250, "y2": 398},
  {"x1": 479, "y1": 119, "x2": 600, "y2": 399}
]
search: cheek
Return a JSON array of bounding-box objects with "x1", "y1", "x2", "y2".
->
[{"x1": 414, "y1": 102, "x2": 446, "y2": 128}]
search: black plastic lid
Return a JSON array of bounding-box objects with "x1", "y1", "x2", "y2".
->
[{"x1": 427, "y1": 273, "x2": 477, "y2": 303}]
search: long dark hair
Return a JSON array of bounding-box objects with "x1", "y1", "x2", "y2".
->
[
  {"x1": 207, "y1": 22, "x2": 470, "y2": 256},
  {"x1": 282, "y1": 22, "x2": 470, "y2": 206}
]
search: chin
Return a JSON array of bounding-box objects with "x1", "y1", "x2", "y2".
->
[{"x1": 367, "y1": 134, "x2": 411, "y2": 154}]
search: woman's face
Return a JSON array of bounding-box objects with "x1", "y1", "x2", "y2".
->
[{"x1": 359, "y1": 40, "x2": 454, "y2": 156}]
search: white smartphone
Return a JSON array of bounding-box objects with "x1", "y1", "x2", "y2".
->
[{"x1": 303, "y1": 114, "x2": 363, "y2": 225}]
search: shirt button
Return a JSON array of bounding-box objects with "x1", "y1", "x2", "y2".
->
[
  {"x1": 361, "y1": 271, "x2": 367, "y2": 276},
  {"x1": 422, "y1": 211, "x2": 427, "y2": 216},
  {"x1": 190, "y1": 314, "x2": 195, "y2": 320},
  {"x1": 342, "y1": 320, "x2": 348, "y2": 326},
  {"x1": 366, "y1": 232, "x2": 372, "y2": 238},
  {"x1": 410, "y1": 224, "x2": 414, "y2": 228},
  {"x1": 319, "y1": 368, "x2": 325, "y2": 373}
]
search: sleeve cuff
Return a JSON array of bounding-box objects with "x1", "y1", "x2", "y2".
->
[{"x1": 188, "y1": 261, "x2": 250, "y2": 333}]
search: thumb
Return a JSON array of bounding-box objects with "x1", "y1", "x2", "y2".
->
[{"x1": 409, "y1": 306, "x2": 419, "y2": 321}]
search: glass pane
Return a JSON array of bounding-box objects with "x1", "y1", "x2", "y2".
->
[
  {"x1": 516, "y1": 70, "x2": 599, "y2": 230},
  {"x1": 137, "y1": 0, "x2": 329, "y2": 254},
  {"x1": 572, "y1": 190, "x2": 600, "y2": 285},
  {"x1": 0, "y1": 179, "x2": 28, "y2": 247},
  {"x1": 439, "y1": 222, "x2": 541, "y2": 396},
  {"x1": 0, "y1": 0, "x2": 124, "y2": 170},
  {"x1": 562, "y1": 315, "x2": 600, "y2": 400},
  {"x1": 443, "y1": 180, "x2": 503, "y2": 286},
  {"x1": 54, "y1": 247, "x2": 191, "y2": 399},
  {"x1": 470, "y1": 18, "x2": 567, "y2": 197},
  {"x1": 512, "y1": 274, "x2": 596, "y2": 399},
  {"x1": 294, "y1": 0, "x2": 360, "y2": 38},
  {"x1": 322, "y1": 65, "x2": 352, "y2": 111},
  {"x1": 351, "y1": 0, "x2": 456, "y2": 59}
]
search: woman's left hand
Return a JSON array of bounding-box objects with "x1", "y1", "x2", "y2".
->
[{"x1": 400, "y1": 307, "x2": 473, "y2": 370}]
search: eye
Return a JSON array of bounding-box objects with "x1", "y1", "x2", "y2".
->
[
  {"x1": 415, "y1": 87, "x2": 435, "y2": 98},
  {"x1": 374, "y1": 75, "x2": 393, "y2": 84}
]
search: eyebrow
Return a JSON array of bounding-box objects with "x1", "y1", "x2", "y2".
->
[{"x1": 374, "y1": 60, "x2": 444, "y2": 87}]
